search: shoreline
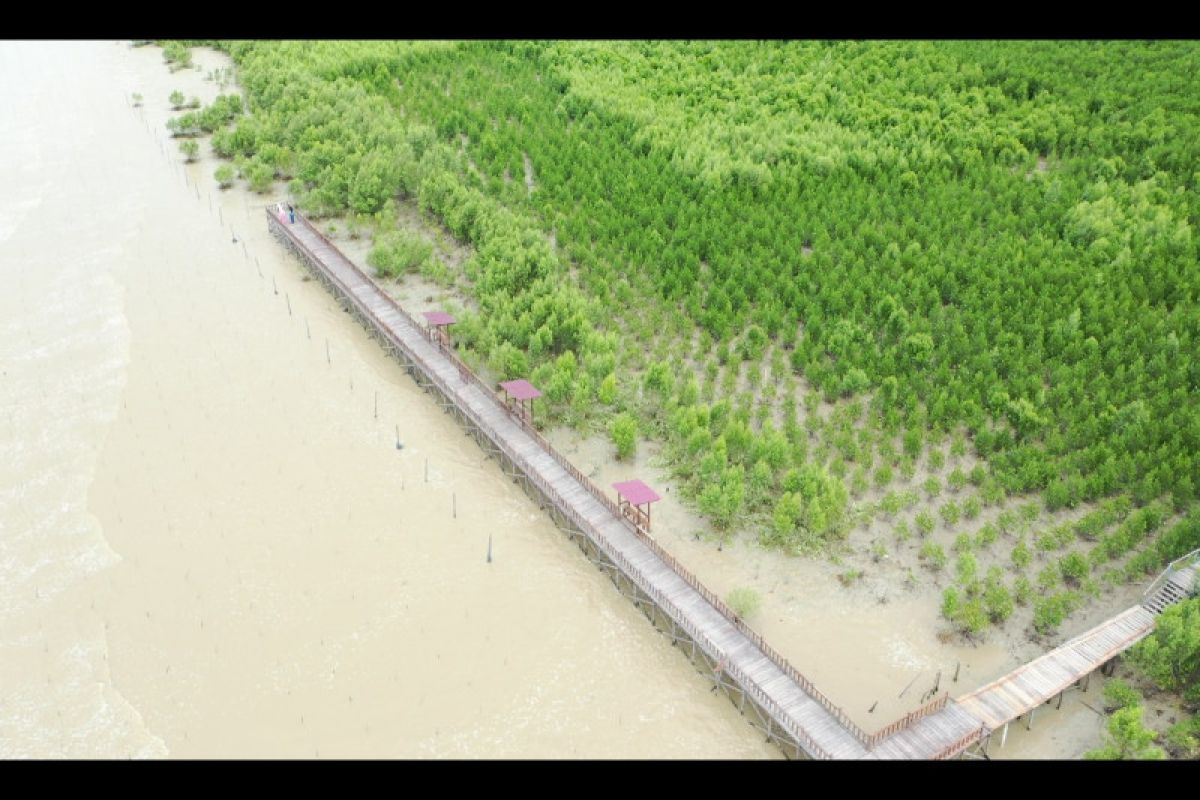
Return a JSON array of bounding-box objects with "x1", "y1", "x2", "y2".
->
[
  {"x1": 7, "y1": 40, "x2": 1150, "y2": 759},
  {"x1": 60, "y1": 41, "x2": 777, "y2": 759}
]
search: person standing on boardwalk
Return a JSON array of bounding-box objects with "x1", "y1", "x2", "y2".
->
[{"x1": 288, "y1": 204, "x2": 295, "y2": 224}]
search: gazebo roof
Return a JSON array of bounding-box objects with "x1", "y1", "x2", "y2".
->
[
  {"x1": 613, "y1": 479, "x2": 661, "y2": 506},
  {"x1": 421, "y1": 311, "x2": 456, "y2": 326},
  {"x1": 499, "y1": 379, "x2": 542, "y2": 401}
]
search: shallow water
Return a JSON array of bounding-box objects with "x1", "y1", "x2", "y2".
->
[{"x1": 0, "y1": 41, "x2": 776, "y2": 759}]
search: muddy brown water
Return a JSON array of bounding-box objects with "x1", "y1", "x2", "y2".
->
[
  {"x1": 0, "y1": 41, "x2": 1113, "y2": 759},
  {"x1": 0, "y1": 41, "x2": 776, "y2": 759}
]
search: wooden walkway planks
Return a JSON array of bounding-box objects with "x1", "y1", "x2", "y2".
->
[
  {"x1": 877, "y1": 604, "x2": 1164, "y2": 758},
  {"x1": 956, "y1": 605, "x2": 1157, "y2": 731},
  {"x1": 865, "y1": 703, "x2": 983, "y2": 760}
]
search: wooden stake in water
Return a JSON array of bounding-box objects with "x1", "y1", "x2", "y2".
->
[
  {"x1": 424, "y1": 458, "x2": 428, "y2": 483},
  {"x1": 306, "y1": 318, "x2": 311, "y2": 340},
  {"x1": 452, "y1": 493, "x2": 456, "y2": 519},
  {"x1": 374, "y1": 390, "x2": 378, "y2": 420},
  {"x1": 486, "y1": 534, "x2": 493, "y2": 564},
  {"x1": 326, "y1": 339, "x2": 331, "y2": 365},
  {"x1": 273, "y1": 276, "x2": 278, "y2": 295},
  {"x1": 286, "y1": 292, "x2": 292, "y2": 316}
]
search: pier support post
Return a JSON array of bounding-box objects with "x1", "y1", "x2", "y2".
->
[
  {"x1": 1000, "y1": 721, "x2": 1009, "y2": 749},
  {"x1": 1027, "y1": 708, "x2": 1035, "y2": 731}
]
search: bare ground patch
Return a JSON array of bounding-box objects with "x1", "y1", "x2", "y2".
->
[
  {"x1": 319, "y1": 199, "x2": 479, "y2": 318},
  {"x1": 523, "y1": 152, "x2": 536, "y2": 196}
]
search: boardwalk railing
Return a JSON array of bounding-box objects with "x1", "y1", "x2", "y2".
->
[
  {"x1": 273, "y1": 211, "x2": 849, "y2": 757},
  {"x1": 271, "y1": 209, "x2": 994, "y2": 757},
  {"x1": 930, "y1": 725, "x2": 989, "y2": 760},
  {"x1": 1142, "y1": 548, "x2": 1200, "y2": 601},
  {"x1": 865, "y1": 693, "x2": 949, "y2": 747}
]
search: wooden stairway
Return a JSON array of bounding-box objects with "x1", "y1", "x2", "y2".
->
[{"x1": 1142, "y1": 566, "x2": 1196, "y2": 615}]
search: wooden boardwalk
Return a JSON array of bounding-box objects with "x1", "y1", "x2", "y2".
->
[
  {"x1": 869, "y1": 560, "x2": 1197, "y2": 759},
  {"x1": 267, "y1": 208, "x2": 1198, "y2": 760},
  {"x1": 958, "y1": 607, "x2": 1154, "y2": 729},
  {"x1": 268, "y1": 209, "x2": 871, "y2": 760}
]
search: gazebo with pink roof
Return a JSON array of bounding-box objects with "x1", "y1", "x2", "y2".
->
[
  {"x1": 613, "y1": 479, "x2": 661, "y2": 532},
  {"x1": 420, "y1": 311, "x2": 456, "y2": 350},
  {"x1": 498, "y1": 379, "x2": 542, "y2": 426}
]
